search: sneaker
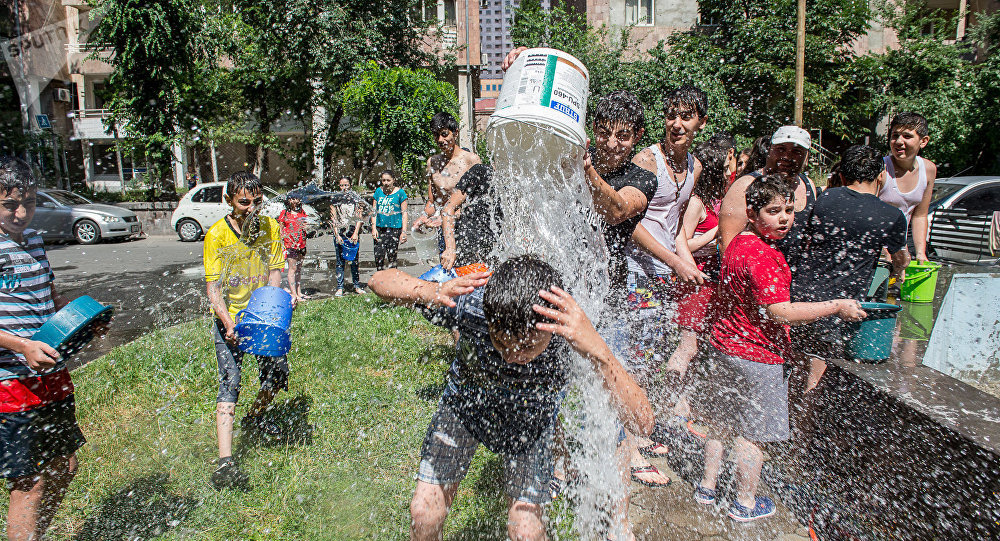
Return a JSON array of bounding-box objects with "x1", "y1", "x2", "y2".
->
[
  {"x1": 694, "y1": 484, "x2": 716, "y2": 505},
  {"x1": 241, "y1": 414, "x2": 282, "y2": 438},
  {"x1": 335, "y1": 289, "x2": 344, "y2": 297},
  {"x1": 211, "y1": 458, "x2": 249, "y2": 490},
  {"x1": 728, "y1": 496, "x2": 776, "y2": 522}
]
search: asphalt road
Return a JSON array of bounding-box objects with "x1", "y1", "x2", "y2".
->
[{"x1": 49, "y1": 231, "x2": 440, "y2": 368}]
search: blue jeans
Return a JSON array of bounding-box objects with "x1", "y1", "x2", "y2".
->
[{"x1": 336, "y1": 238, "x2": 360, "y2": 290}]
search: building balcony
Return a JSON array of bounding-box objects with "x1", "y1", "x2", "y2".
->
[{"x1": 70, "y1": 109, "x2": 118, "y2": 141}]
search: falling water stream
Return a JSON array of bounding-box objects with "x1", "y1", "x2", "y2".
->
[{"x1": 486, "y1": 118, "x2": 632, "y2": 539}]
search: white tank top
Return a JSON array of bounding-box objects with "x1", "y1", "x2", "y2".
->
[
  {"x1": 627, "y1": 145, "x2": 696, "y2": 276},
  {"x1": 879, "y1": 156, "x2": 927, "y2": 225}
]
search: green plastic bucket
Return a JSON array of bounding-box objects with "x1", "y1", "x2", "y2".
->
[
  {"x1": 899, "y1": 261, "x2": 941, "y2": 303},
  {"x1": 846, "y1": 302, "x2": 902, "y2": 362},
  {"x1": 898, "y1": 302, "x2": 935, "y2": 341}
]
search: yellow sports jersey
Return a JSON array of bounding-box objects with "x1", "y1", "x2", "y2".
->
[{"x1": 203, "y1": 215, "x2": 286, "y2": 319}]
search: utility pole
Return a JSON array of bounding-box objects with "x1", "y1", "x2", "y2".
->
[{"x1": 794, "y1": 0, "x2": 806, "y2": 126}]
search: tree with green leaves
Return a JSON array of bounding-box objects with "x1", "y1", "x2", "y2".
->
[
  {"x1": 341, "y1": 62, "x2": 459, "y2": 185},
  {"x1": 88, "y1": 0, "x2": 233, "y2": 184}
]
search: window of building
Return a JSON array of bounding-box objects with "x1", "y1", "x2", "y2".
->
[
  {"x1": 444, "y1": 0, "x2": 456, "y2": 25},
  {"x1": 625, "y1": 0, "x2": 654, "y2": 26}
]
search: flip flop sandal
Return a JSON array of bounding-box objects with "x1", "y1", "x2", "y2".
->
[
  {"x1": 630, "y1": 465, "x2": 671, "y2": 487},
  {"x1": 687, "y1": 419, "x2": 708, "y2": 440},
  {"x1": 637, "y1": 442, "x2": 670, "y2": 458}
]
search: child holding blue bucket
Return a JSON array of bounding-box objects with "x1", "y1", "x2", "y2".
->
[
  {"x1": 690, "y1": 176, "x2": 865, "y2": 522},
  {"x1": 203, "y1": 171, "x2": 289, "y2": 490},
  {"x1": 0, "y1": 157, "x2": 90, "y2": 540}
]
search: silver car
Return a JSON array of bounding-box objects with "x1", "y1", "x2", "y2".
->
[
  {"x1": 31, "y1": 190, "x2": 142, "y2": 245},
  {"x1": 927, "y1": 176, "x2": 1000, "y2": 264}
]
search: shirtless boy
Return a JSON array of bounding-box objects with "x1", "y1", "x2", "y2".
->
[{"x1": 412, "y1": 112, "x2": 481, "y2": 253}]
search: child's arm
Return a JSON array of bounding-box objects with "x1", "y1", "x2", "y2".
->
[
  {"x1": 765, "y1": 299, "x2": 866, "y2": 326},
  {"x1": 369, "y1": 269, "x2": 490, "y2": 308},
  {"x1": 679, "y1": 195, "x2": 715, "y2": 253},
  {"x1": 583, "y1": 151, "x2": 648, "y2": 226},
  {"x1": 890, "y1": 248, "x2": 910, "y2": 281},
  {"x1": 718, "y1": 175, "x2": 755, "y2": 252},
  {"x1": 440, "y1": 188, "x2": 466, "y2": 269},
  {"x1": 911, "y1": 160, "x2": 937, "y2": 262},
  {"x1": 400, "y1": 199, "x2": 409, "y2": 245},
  {"x1": 206, "y1": 280, "x2": 236, "y2": 342},
  {"x1": 0, "y1": 332, "x2": 60, "y2": 371},
  {"x1": 532, "y1": 286, "x2": 655, "y2": 436},
  {"x1": 632, "y1": 223, "x2": 707, "y2": 284}
]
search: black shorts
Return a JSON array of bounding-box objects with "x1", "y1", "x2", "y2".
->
[{"x1": 0, "y1": 396, "x2": 86, "y2": 479}]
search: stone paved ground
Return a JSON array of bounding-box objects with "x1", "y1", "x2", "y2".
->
[{"x1": 629, "y1": 455, "x2": 811, "y2": 541}]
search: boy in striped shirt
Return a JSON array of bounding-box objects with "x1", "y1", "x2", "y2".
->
[{"x1": 0, "y1": 157, "x2": 87, "y2": 540}]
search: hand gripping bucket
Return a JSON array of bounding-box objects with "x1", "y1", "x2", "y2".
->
[
  {"x1": 487, "y1": 48, "x2": 590, "y2": 148},
  {"x1": 235, "y1": 286, "x2": 292, "y2": 356},
  {"x1": 900, "y1": 261, "x2": 941, "y2": 303},
  {"x1": 846, "y1": 302, "x2": 902, "y2": 362},
  {"x1": 340, "y1": 238, "x2": 359, "y2": 262},
  {"x1": 33, "y1": 295, "x2": 114, "y2": 360}
]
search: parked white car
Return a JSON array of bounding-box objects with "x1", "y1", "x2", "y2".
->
[
  {"x1": 170, "y1": 182, "x2": 321, "y2": 242},
  {"x1": 927, "y1": 176, "x2": 1000, "y2": 264}
]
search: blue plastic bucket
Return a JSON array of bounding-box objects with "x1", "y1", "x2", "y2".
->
[
  {"x1": 235, "y1": 286, "x2": 292, "y2": 356},
  {"x1": 33, "y1": 295, "x2": 114, "y2": 359},
  {"x1": 846, "y1": 302, "x2": 902, "y2": 362},
  {"x1": 419, "y1": 265, "x2": 456, "y2": 283},
  {"x1": 340, "y1": 239, "x2": 359, "y2": 262}
]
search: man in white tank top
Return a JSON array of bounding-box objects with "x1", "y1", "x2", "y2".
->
[
  {"x1": 628, "y1": 86, "x2": 707, "y2": 286},
  {"x1": 879, "y1": 112, "x2": 937, "y2": 263}
]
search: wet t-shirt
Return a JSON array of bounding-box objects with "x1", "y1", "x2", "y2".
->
[
  {"x1": 590, "y1": 148, "x2": 658, "y2": 293},
  {"x1": 711, "y1": 233, "x2": 791, "y2": 365},
  {"x1": 454, "y1": 164, "x2": 503, "y2": 265},
  {"x1": 793, "y1": 187, "x2": 907, "y2": 302},
  {"x1": 203, "y1": 216, "x2": 285, "y2": 319},
  {"x1": 423, "y1": 287, "x2": 569, "y2": 455}
]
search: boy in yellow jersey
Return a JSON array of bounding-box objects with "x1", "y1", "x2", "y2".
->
[{"x1": 203, "y1": 171, "x2": 286, "y2": 490}]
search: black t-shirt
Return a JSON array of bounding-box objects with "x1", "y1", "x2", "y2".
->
[
  {"x1": 590, "y1": 148, "x2": 658, "y2": 292},
  {"x1": 792, "y1": 187, "x2": 907, "y2": 303},
  {"x1": 423, "y1": 287, "x2": 569, "y2": 455},
  {"x1": 454, "y1": 164, "x2": 503, "y2": 266}
]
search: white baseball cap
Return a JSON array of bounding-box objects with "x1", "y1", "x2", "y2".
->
[{"x1": 771, "y1": 126, "x2": 811, "y2": 150}]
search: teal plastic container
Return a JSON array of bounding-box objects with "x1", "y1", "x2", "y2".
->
[
  {"x1": 235, "y1": 286, "x2": 293, "y2": 356},
  {"x1": 846, "y1": 302, "x2": 902, "y2": 362},
  {"x1": 33, "y1": 295, "x2": 114, "y2": 359}
]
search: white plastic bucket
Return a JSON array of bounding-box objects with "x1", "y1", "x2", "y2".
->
[{"x1": 487, "y1": 48, "x2": 590, "y2": 147}]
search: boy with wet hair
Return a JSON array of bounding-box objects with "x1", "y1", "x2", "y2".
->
[
  {"x1": 879, "y1": 112, "x2": 937, "y2": 263},
  {"x1": 414, "y1": 111, "x2": 481, "y2": 254},
  {"x1": 204, "y1": 171, "x2": 288, "y2": 489},
  {"x1": 583, "y1": 90, "x2": 658, "y2": 295},
  {"x1": 370, "y1": 255, "x2": 654, "y2": 541},
  {"x1": 692, "y1": 175, "x2": 865, "y2": 522},
  {"x1": 0, "y1": 157, "x2": 90, "y2": 541}
]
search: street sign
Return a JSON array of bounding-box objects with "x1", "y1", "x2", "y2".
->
[{"x1": 35, "y1": 114, "x2": 51, "y2": 129}]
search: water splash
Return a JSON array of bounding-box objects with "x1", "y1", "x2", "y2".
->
[{"x1": 487, "y1": 119, "x2": 629, "y2": 539}]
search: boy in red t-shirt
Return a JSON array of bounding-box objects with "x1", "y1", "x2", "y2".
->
[{"x1": 691, "y1": 175, "x2": 865, "y2": 522}]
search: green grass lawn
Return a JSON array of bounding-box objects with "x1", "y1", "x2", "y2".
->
[{"x1": 0, "y1": 296, "x2": 565, "y2": 540}]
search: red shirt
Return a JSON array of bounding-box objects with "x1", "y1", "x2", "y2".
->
[
  {"x1": 276, "y1": 209, "x2": 307, "y2": 250},
  {"x1": 710, "y1": 233, "x2": 791, "y2": 365},
  {"x1": 0, "y1": 369, "x2": 75, "y2": 413}
]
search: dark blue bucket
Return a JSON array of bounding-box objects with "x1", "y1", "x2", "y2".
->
[
  {"x1": 235, "y1": 286, "x2": 292, "y2": 356},
  {"x1": 846, "y1": 302, "x2": 902, "y2": 362},
  {"x1": 33, "y1": 295, "x2": 114, "y2": 360},
  {"x1": 340, "y1": 239, "x2": 359, "y2": 261}
]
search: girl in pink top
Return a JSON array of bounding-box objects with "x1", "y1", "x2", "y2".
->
[{"x1": 665, "y1": 134, "x2": 735, "y2": 418}]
